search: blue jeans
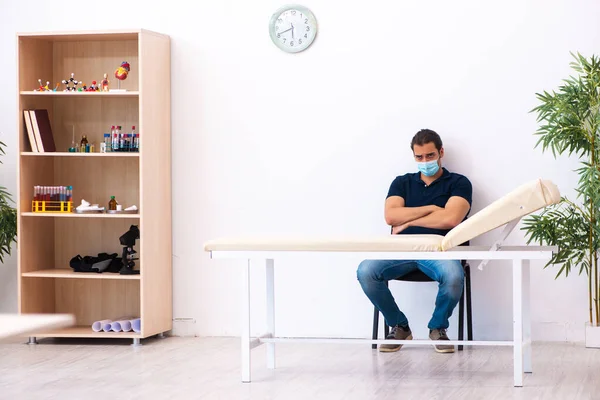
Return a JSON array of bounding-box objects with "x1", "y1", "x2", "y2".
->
[{"x1": 356, "y1": 259, "x2": 464, "y2": 330}]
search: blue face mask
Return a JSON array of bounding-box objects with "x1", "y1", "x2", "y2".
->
[{"x1": 417, "y1": 160, "x2": 440, "y2": 177}]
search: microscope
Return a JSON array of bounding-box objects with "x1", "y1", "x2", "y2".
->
[{"x1": 119, "y1": 225, "x2": 140, "y2": 275}]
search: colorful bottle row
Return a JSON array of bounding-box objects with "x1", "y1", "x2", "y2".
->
[
  {"x1": 33, "y1": 186, "x2": 73, "y2": 202},
  {"x1": 101, "y1": 125, "x2": 140, "y2": 152}
]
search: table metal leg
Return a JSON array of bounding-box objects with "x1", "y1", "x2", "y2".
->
[
  {"x1": 266, "y1": 259, "x2": 276, "y2": 369},
  {"x1": 242, "y1": 260, "x2": 251, "y2": 383},
  {"x1": 513, "y1": 259, "x2": 524, "y2": 387},
  {"x1": 523, "y1": 260, "x2": 532, "y2": 373}
]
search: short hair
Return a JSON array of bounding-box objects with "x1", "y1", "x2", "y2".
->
[{"x1": 410, "y1": 129, "x2": 443, "y2": 152}]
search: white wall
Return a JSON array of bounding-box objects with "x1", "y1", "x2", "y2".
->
[{"x1": 0, "y1": 0, "x2": 598, "y2": 342}]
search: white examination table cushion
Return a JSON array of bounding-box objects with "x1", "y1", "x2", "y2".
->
[
  {"x1": 440, "y1": 178, "x2": 560, "y2": 250},
  {"x1": 204, "y1": 178, "x2": 560, "y2": 253},
  {"x1": 204, "y1": 234, "x2": 444, "y2": 252}
]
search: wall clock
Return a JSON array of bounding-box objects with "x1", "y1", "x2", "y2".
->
[{"x1": 269, "y1": 5, "x2": 318, "y2": 53}]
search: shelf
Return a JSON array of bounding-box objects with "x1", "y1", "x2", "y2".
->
[
  {"x1": 16, "y1": 29, "x2": 146, "y2": 41},
  {"x1": 31, "y1": 325, "x2": 142, "y2": 339},
  {"x1": 21, "y1": 212, "x2": 140, "y2": 218},
  {"x1": 21, "y1": 152, "x2": 139, "y2": 157},
  {"x1": 22, "y1": 269, "x2": 140, "y2": 280},
  {"x1": 20, "y1": 90, "x2": 139, "y2": 97},
  {"x1": 17, "y1": 28, "x2": 171, "y2": 341}
]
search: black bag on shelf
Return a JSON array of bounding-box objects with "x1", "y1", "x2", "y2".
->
[{"x1": 69, "y1": 252, "x2": 122, "y2": 273}]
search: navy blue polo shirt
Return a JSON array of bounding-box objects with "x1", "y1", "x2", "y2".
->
[{"x1": 386, "y1": 167, "x2": 472, "y2": 236}]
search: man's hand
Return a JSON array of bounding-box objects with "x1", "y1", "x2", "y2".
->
[
  {"x1": 385, "y1": 197, "x2": 443, "y2": 227},
  {"x1": 428, "y1": 205, "x2": 443, "y2": 213},
  {"x1": 404, "y1": 196, "x2": 470, "y2": 230},
  {"x1": 391, "y1": 222, "x2": 411, "y2": 234}
]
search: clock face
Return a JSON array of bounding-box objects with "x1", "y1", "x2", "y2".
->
[{"x1": 269, "y1": 5, "x2": 317, "y2": 53}]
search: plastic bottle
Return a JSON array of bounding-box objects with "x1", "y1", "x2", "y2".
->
[
  {"x1": 103, "y1": 133, "x2": 111, "y2": 152},
  {"x1": 80, "y1": 135, "x2": 88, "y2": 152},
  {"x1": 112, "y1": 125, "x2": 119, "y2": 152},
  {"x1": 130, "y1": 126, "x2": 136, "y2": 152},
  {"x1": 135, "y1": 131, "x2": 140, "y2": 152},
  {"x1": 108, "y1": 196, "x2": 117, "y2": 211},
  {"x1": 117, "y1": 126, "x2": 124, "y2": 152}
]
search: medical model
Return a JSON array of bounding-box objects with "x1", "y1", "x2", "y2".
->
[
  {"x1": 35, "y1": 79, "x2": 51, "y2": 91},
  {"x1": 62, "y1": 73, "x2": 80, "y2": 91},
  {"x1": 101, "y1": 73, "x2": 110, "y2": 91},
  {"x1": 112, "y1": 61, "x2": 130, "y2": 91},
  {"x1": 85, "y1": 80, "x2": 99, "y2": 91}
]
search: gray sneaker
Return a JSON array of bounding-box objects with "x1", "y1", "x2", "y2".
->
[
  {"x1": 429, "y1": 328, "x2": 455, "y2": 353},
  {"x1": 379, "y1": 325, "x2": 413, "y2": 352}
]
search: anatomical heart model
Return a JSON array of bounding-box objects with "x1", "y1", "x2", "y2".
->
[{"x1": 112, "y1": 61, "x2": 130, "y2": 92}]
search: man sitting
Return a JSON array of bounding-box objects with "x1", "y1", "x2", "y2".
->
[{"x1": 357, "y1": 129, "x2": 472, "y2": 353}]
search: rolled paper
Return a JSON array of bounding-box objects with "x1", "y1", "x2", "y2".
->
[
  {"x1": 111, "y1": 316, "x2": 135, "y2": 332},
  {"x1": 120, "y1": 320, "x2": 132, "y2": 332},
  {"x1": 110, "y1": 321, "x2": 122, "y2": 332},
  {"x1": 92, "y1": 319, "x2": 112, "y2": 332},
  {"x1": 131, "y1": 318, "x2": 141, "y2": 333}
]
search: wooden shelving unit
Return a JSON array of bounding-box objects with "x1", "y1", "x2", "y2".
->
[
  {"x1": 22, "y1": 269, "x2": 141, "y2": 280},
  {"x1": 16, "y1": 29, "x2": 172, "y2": 344},
  {"x1": 21, "y1": 212, "x2": 141, "y2": 218},
  {"x1": 20, "y1": 91, "x2": 140, "y2": 97},
  {"x1": 21, "y1": 152, "x2": 140, "y2": 157}
]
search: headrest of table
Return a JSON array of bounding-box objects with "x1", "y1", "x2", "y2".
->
[
  {"x1": 204, "y1": 234, "x2": 444, "y2": 252},
  {"x1": 441, "y1": 178, "x2": 560, "y2": 250}
]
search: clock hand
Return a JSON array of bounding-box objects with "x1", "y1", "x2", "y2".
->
[
  {"x1": 278, "y1": 27, "x2": 293, "y2": 35},
  {"x1": 291, "y1": 23, "x2": 294, "y2": 39}
]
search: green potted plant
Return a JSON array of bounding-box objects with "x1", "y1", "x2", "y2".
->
[
  {"x1": 0, "y1": 140, "x2": 17, "y2": 263},
  {"x1": 521, "y1": 52, "x2": 600, "y2": 348}
]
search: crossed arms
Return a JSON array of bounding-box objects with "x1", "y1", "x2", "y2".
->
[{"x1": 385, "y1": 196, "x2": 471, "y2": 234}]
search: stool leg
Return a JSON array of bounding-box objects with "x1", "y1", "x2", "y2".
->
[
  {"x1": 466, "y1": 264, "x2": 473, "y2": 341},
  {"x1": 458, "y1": 289, "x2": 465, "y2": 351},
  {"x1": 372, "y1": 306, "x2": 379, "y2": 350},
  {"x1": 383, "y1": 281, "x2": 390, "y2": 339}
]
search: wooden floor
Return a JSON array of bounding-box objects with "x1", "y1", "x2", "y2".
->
[{"x1": 0, "y1": 336, "x2": 598, "y2": 399}]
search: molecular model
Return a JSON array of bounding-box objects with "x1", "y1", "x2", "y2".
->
[
  {"x1": 62, "y1": 73, "x2": 80, "y2": 91},
  {"x1": 85, "y1": 80, "x2": 99, "y2": 92},
  {"x1": 35, "y1": 79, "x2": 51, "y2": 91}
]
